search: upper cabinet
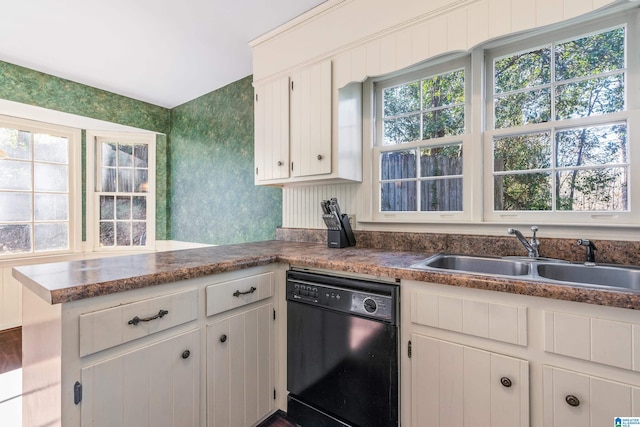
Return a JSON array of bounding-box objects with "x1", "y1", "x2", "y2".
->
[{"x1": 254, "y1": 59, "x2": 362, "y2": 186}]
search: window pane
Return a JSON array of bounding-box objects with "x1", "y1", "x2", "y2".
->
[
  {"x1": 381, "y1": 181, "x2": 417, "y2": 211},
  {"x1": 135, "y1": 170, "x2": 148, "y2": 193},
  {"x1": 134, "y1": 144, "x2": 149, "y2": 166},
  {"x1": 422, "y1": 70, "x2": 464, "y2": 108},
  {"x1": 555, "y1": 27, "x2": 625, "y2": 81},
  {"x1": 383, "y1": 116, "x2": 420, "y2": 145},
  {"x1": 495, "y1": 88, "x2": 551, "y2": 128},
  {"x1": 118, "y1": 144, "x2": 133, "y2": 167},
  {"x1": 34, "y1": 223, "x2": 68, "y2": 252},
  {"x1": 381, "y1": 150, "x2": 416, "y2": 179},
  {"x1": 383, "y1": 81, "x2": 420, "y2": 116},
  {"x1": 101, "y1": 143, "x2": 117, "y2": 166},
  {"x1": 116, "y1": 221, "x2": 131, "y2": 245},
  {"x1": 556, "y1": 124, "x2": 627, "y2": 167},
  {"x1": 99, "y1": 222, "x2": 114, "y2": 246},
  {"x1": 34, "y1": 133, "x2": 68, "y2": 164},
  {"x1": 116, "y1": 196, "x2": 131, "y2": 220},
  {"x1": 35, "y1": 194, "x2": 68, "y2": 221},
  {"x1": 556, "y1": 168, "x2": 627, "y2": 211},
  {"x1": 556, "y1": 74, "x2": 624, "y2": 120},
  {"x1": 132, "y1": 221, "x2": 146, "y2": 245},
  {"x1": 101, "y1": 167, "x2": 117, "y2": 192},
  {"x1": 422, "y1": 106, "x2": 464, "y2": 139},
  {"x1": 117, "y1": 168, "x2": 133, "y2": 192},
  {"x1": 132, "y1": 196, "x2": 146, "y2": 220},
  {"x1": 0, "y1": 224, "x2": 31, "y2": 254},
  {"x1": 495, "y1": 47, "x2": 551, "y2": 93},
  {"x1": 34, "y1": 163, "x2": 68, "y2": 192},
  {"x1": 100, "y1": 196, "x2": 114, "y2": 220},
  {"x1": 420, "y1": 178, "x2": 463, "y2": 211},
  {"x1": 0, "y1": 193, "x2": 32, "y2": 221},
  {"x1": 494, "y1": 173, "x2": 552, "y2": 211},
  {"x1": 0, "y1": 128, "x2": 31, "y2": 160},
  {"x1": 420, "y1": 145, "x2": 463, "y2": 177},
  {"x1": 0, "y1": 160, "x2": 31, "y2": 190},
  {"x1": 494, "y1": 133, "x2": 551, "y2": 172}
]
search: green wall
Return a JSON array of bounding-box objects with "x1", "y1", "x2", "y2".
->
[
  {"x1": 169, "y1": 76, "x2": 282, "y2": 244},
  {"x1": 0, "y1": 60, "x2": 281, "y2": 244}
]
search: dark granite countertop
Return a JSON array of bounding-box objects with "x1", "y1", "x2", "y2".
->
[{"x1": 12, "y1": 240, "x2": 640, "y2": 310}]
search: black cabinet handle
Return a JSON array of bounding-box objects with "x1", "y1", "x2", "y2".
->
[
  {"x1": 220, "y1": 334, "x2": 227, "y2": 343},
  {"x1": 128, "y1": 309, "x2": 169, "y2": 326},
  {"x1": 500, "y1": 377, "x2": 512, "y2": 388},
  {"x1": 233, "y1": 286, "x2": 256, "y2": 297},
  {"x1": 565, "y1": 395, "x2": 580, "y2": 407},
  {"x1": 317, "y1": 154, "x2": 323, "y2": 160},
  {"x1": 181, "y1": 350, "x2": 190, "y2": 359}
]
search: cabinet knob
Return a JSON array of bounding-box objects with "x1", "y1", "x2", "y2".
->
[
  {"x1": 317, "y1": 154, "x2": 323, "y2": 160},
  {"x1": 220, "y1": 334, "x2": 227, "y2": 343},
  {"x1": 277, "y1": 161, "x2": 283, "y2": 166},
  {"x1": 565, "y1": 395, "x2": 580, "y2": 407},
  {"x1": 181, "y1": 350, "x2": 191, "y2": 359},
  {"x1": 500, "y1": 377, "x2": 512, "y2": 388}
]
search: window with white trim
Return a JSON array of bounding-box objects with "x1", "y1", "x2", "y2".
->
[
  {"x1": 87, "y1": 131, "x2": 155, "y2": 250},
  {"x1": 0, "y1": 115, "x2": 81, "y2": 257},
  {"x1": 373, "y1": 57, "x2": 470, "y2": 220},
  {"x1": 484, "y1": 15, "x2": 637, "y2": 223}
]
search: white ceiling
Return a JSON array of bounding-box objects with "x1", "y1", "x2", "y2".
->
[{"x1": 0, "y1": 0, "x2": 326, "y2": 109}]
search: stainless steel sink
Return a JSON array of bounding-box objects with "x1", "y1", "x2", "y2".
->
[
  {"x1": 535, "y1": 263, "x2": 640, "y2": 291},
  {"x1": 411, "y1": 254, "x2": 531, "y2": 276}
]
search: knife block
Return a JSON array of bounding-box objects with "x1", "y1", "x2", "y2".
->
[{"x1": 327, "y1": 214, "x2": 356, "y2": 248}]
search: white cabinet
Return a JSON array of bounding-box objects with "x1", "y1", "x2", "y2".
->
[
  {"x1": 254, "y1": 76, "x2": 290, "y2": 182},
  {"x1": 543, "y1": 366, "x2": 640, "y2": 426},
  {"x1": 80, "y1": 329, "x2": 199, "y2": 427},
  {"x1": 206, "y1": 302, "x2": 274, "y2": 427},
  {"x1": 290, "y1": 60, "x2": 332, "y2": 178},
  {"x1": 253, "y1": 59, "x2": 362, "y2": 186},
  {"x1": 410, "y1": 334, "x2": 529, "y2": 427}
]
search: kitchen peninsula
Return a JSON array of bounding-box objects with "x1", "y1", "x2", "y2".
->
[{"x1": 13, "y1": 237, "x2": 640, "y2": 427}]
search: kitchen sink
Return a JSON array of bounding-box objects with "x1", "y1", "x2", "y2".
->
[
  {"x1": 411, "y1": 254, "x2": 531, "y2": 276},
  {"x1": 535, "y1": 263, "x2": 640, "y2": 291},
  {"x1": 411, "y1": 253, "x2": 640, "y2": 292}
]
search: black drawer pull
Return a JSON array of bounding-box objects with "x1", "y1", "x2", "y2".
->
[
  {"x1": 565, "y1": 395, "x2": 580, "y2": 407},
  {"x1": 500, "y1": 377, "x2": 512, "y2": 388},
  {"x1": 128, "y1": 309, "x2": 169, "y2": 326},
  {"x1": 220, "y1": 334, "x2": 227, "y2": 343},
  {"x1": 182, "y1": 350, "x2": 191, "y2": 359},
  {"x1": 233, "y1": 286, "x2": 256, "y2": 297}
]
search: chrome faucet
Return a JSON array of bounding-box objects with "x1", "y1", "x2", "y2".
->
[
  {"x1": 507, "y1": 226, "x2": 540, "y2": 258},
  {"x1": 577, "y1": 239, "x2": 597, "y2": 265}
]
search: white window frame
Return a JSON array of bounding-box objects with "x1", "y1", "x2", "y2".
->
[
  {"x1": 371, "y1": 55, "x2": 472, "y2": 222},
  {"x1": 86, "y1": 130, "x2": 156, "y2": 252},
  {"x1": 0, "y1": 115, "x2": 81, "y2": 260},
  {"x1": 483, "y1": 12, "x2": 640, "y2": 225}
]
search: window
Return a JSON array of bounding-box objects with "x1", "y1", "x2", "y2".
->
[
  {"x1": 484, "y1": 13, "x2": 638, "y2": 223},
  {"x1": 87, "y1": 131, "x2": 155, "y2": 250},
  {"x1": 0, "y1": 116, "x2": 80, "y2": 257},
  {"x1": 373, "y1": 57, "x2": 470, "y2": 219}
]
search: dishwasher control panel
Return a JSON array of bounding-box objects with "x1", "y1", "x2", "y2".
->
[{"x1": 287, "y1": 272, "x2": 397, "y2": 322}]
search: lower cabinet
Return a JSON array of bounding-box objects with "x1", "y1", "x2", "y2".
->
[
  {"x1": 543, "y1": 366, "x2": 640, "y2": 426},
  {"x1": 410, "y1": 334, "x2": 529, "y2": 427},
  {"x1": 80, "y1": 329, "x2": 200, "y2": 427},
  {"x1": 207, "y1": 302, "x2": 275, "y2": 427}
]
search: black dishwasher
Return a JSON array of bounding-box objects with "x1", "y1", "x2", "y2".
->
[{"x1": 286, "y1": 269, "x2": 399, "y2": 427}]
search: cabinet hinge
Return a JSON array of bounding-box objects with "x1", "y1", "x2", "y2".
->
[
  {"x1": 256, "y1": 167, "x2": 259, "y2": 176},
  {"x1": 274, "y1": 388, "x2": 277, "y2": 400},
  {"x1": 291, "y1": 162, "x2": 294, "y2": 172},
  {"x1": 408, "y1": 340, "x2": 412, "y2": 359},
  {"x1": 255, "y1": 94, "x2": 258, "y2": 102},
  {"x1": 273, "y1": 309, "x2": 276, "y2": 320},
  {"x1": 291, "y1": 81, "x2": 294, "y2": 91},
  {"x1": 74, "y1": 381, "x2": 82, "y2": 404}
]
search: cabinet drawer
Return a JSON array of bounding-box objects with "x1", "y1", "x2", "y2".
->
[
  {"x1": 206, "y1": 272, "x2": 274, "y2": 317},
  {"x1": 79, "y1": 288, "x2": 198, "y2": 357}
]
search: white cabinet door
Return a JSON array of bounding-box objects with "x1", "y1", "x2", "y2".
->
[
  {"x1": 254, "y1": 77, "x2": 290, "y2": 182},
  {"x1": 80, "y1": 329, "x2": 200, "y2": 427},
  {"x1": 411, "y1": 334, "x2": 529, "y2": 427},
  {"x1": 290, "y1": 60, "x2": 332, "y2": 177},
  {"x1": 207, "y1": 302, "x2": 274, "y2": 427},
  {"x1": 543, "y1": 366, "x2": 640, "y2": 426}
]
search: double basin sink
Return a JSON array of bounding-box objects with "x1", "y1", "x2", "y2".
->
[{"x1": 411, "y1": 253, "x2": 640, "y2": 292}]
